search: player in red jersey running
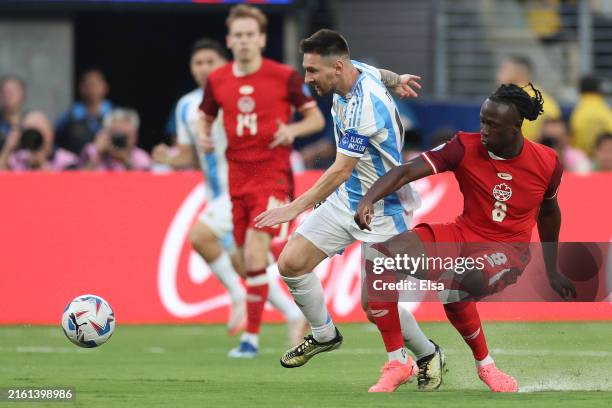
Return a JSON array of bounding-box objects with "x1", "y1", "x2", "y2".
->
[
  {"x1": 199, "y1": 5, "x2": 325, "y2": 358},
  {"x1": 355, "y1": 83, "x2": 576, "y2": 392}
]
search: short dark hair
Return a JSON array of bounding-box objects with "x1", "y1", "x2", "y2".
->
[
  {"x1": 507, "y1": 55, "x2": 533, "y2": 75},
  {"x1": 300, "y1": 29, "x2": 350, "y2": 58},
  {"x1": 191, "y1": 38, "x2": 228, "y2": 60},
  {"x1": 595, "y1": 132, "x2": 612, "y2": 149},
  {"x1": 489, "y1": 83, "x2": 544, "y2": 122},
  {"x1": 579, "y1": 75, "x2": 601, "y2": 93}
]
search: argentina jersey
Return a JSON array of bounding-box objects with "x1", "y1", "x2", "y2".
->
[
  {"x1": 176, "y1": 88, "x2": 229, "y2": 200},
  {"x1": 327, "y1": 60, "x2": 420, "y2": 218}
]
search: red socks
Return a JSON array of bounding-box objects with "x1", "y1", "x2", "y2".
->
[
  {"x1": 245, "y1": 269, "x2": 269, "y2": 335},
  {"x1": 443, "y1": 301, "x2": 489, "y2": 361},
  {"x1": 368, "y1": 301, "x2": 404, "y2": 352}
]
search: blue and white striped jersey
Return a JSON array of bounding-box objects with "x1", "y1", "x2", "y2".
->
[
  {"x1": 327, "y1": 60, "x2": 420, "y2": 220},
  {"x1": 176, "y1": 88, "x2": 228, "y2": 200}
]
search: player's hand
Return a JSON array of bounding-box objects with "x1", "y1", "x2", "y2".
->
[
  {"x1": 254, "y1": 203, "x2": 299, "y2": 228},
  {"x1": 197, "y1": 115, "x2": 214, "y2": 153},
  {"x1": 548, "y1": 272, "x2": 577, "y2": 300},
  {"x1": 393, "y1": 74, "x2": 422, "y2": 99},
  {"x1": 152, "y1": 144, "x2": 171, "y2": 164},
  {"x1": 270, "y1": 119, "x2": 296, "y2": 148},
  {"x1": 354, "y1": 201, "x2": 374, "y2": 231}
]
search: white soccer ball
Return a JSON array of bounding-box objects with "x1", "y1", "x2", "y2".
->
[{"x1": 61, "y1": 294, "x2": 115, "y2": 348}]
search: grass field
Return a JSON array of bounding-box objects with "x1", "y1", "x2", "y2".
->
[{"x1": 1, "y1": 322, "x2": 612, "y2": 407}]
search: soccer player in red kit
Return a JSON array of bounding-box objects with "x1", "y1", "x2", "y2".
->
[
  {"x1": 355, "y1": 84, "x2": 576, "y2": 392},
  {"x1": 199, "y1": 5, "x2": 325, "y2": 358}
]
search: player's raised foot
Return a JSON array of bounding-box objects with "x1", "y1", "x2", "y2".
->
[
  {"x1": 227, "y1": 299, "x2": 247, "y2": 336},
  {"x1": 280, "y1": 328, "x2": 343, "y2": 368},
  {"x1": 368, "y1": 358, "x2": 417, "y2": 393},
  {"x1": 417, "y1": 341, "x2": 446, "y2": 391},
  {"x1": 478, "y1": 363, "x2": 518, "y2": 392},
  {"x1": 287, "y1": 315, "x2": 309, "y2": 346},
  {"x1": 227, "y1": 341, "x2": 258, "y2": 359}
]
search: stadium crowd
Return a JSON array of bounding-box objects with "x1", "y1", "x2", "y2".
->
[{"x1": 1, "y1": 56, "x2": 611, "y2": 173}]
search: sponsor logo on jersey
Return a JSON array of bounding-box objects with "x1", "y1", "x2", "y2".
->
[
  {"x1": 237, "y1": 96, "x2": 255, "y2": 113},
  {"x1": 492, "y1": 183, "x2": 512, "y2": 202},
  {"x1": 497, "y1": 172, "x2": 513, "y2": 180},
  {"x1": 239, "y1": 85, "x2": 254, "y2": 95}
]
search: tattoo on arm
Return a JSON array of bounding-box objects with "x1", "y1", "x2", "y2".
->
[{"x1": 379, "y1": 69, "x2": 401, "y2": 88}]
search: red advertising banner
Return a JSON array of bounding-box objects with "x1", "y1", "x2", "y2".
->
[{"x1": 1, "y1": 171, "x2": 610, "y2": 324}]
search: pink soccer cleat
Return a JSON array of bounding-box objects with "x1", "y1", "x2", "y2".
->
[
  {"x1": 368, "y1": 358, "x2": 417, "y2": 393},
  {"x1": 477, "y1": 363, "x2": 519, "y2": 392}
]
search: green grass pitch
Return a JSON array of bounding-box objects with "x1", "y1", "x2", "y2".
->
[{"x1": 1, "y1": 322, "x2": 611, "y2": 407}]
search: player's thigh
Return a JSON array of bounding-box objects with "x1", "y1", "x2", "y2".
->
[
  {"x1": 243, "y1": 228, "x2": 272, "y2": 271},
  {"x1": 278, "y1": 233, "x2": 328, "y2": 278},
  {"x1": 360, "y1": 230, "x2": 427, "y2": 311}
]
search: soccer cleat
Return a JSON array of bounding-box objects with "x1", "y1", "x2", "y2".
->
[
  {"x1": 287, "y1": 315, "x2": 309, "y2": 346},
  {"x1": 417, "y1": 341, "x2": 446, "y2": 391},
  {"x1": 227, "y1": 299, "x2": 247, "y2": 336},
  {"x1": 478, "y1": 363, "x2": 519, "y2": 392},
  {"x1": 368, "y1": 358, "x2": 417, "y2": 392},
  {"x1": 227, "y1": 341, "x2": 258, "y2": 359},
  {"x1": 280, "y1": 328, "x2": 343, "y2": 368}
]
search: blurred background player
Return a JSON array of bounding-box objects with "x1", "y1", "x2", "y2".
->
[
  {"x1": 256, "y1": 29, "x2": 445, "y2": 393},
  {"x1": 199, "y1": 5, "x2": 325, "y2": 358},
  {"x1": 153, "y1": 38, "x2": 305, "y2": 340},
  {"x1": 355, "y1": 83, "x2": 576, "y2": 392},
  {"x1": 496, "y1": 55, "x2": 560, "y2": 141}
]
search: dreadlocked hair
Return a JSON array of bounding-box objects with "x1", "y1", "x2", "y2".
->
[{"x1": 489, "y1": 83, "x2": 544, "y2": 121}]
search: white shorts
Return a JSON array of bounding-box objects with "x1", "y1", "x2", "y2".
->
[
  {"x1": 197, "y1": 193, "x2": 235, "y2": 250},
  {"x1": 295, "y1": 200, "x2": 413, "y2": 258}
]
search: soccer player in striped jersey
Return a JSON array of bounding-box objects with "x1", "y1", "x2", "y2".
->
[
  {"x1": 152, "y1": 38, "x2": 305, "y2": 342},
  {"x1": 255, "y1": 29, "x2": 445, "y2": 392}
]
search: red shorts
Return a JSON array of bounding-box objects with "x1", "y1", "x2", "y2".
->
[
  {"x1": 413, "y1": 222, "x2": 531, "y2": 298},
  {"x1": 231, "y1": 190, "x2": 291, "y2": 247}
]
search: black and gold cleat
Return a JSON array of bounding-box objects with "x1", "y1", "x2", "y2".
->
[
  {"x1": 417, "y1": 340, "x2": 446, "y2": 391},
  {"x1": 280, "y1": 328, "x2": 343, "y2": 368}
]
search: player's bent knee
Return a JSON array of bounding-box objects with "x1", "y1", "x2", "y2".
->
[{"x1": 277, "y1": 251, "x2": 305, "y2": 278}]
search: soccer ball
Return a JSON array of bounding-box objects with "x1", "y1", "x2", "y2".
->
[{"x1": 61, "y1": 294, "x2": 115, "y2": 348}]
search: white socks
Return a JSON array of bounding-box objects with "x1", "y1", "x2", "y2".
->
[
  {"x1": 209, "y1": 252, "x2": 245, "y2": 304},
  {"x1": 282, "y1": 273, "x2": 336, "y2": 342},
  {"x1": 266, "y1": 264, "x2": 303, "y2": 321},
  {"x1": 398, "y1": 304, "x2": 436, "y2": 360},
  {"x1": 388, "y1": 347, "x2": 409, "y2": 364},
  {"x1": 241, "y1": 332, "x2": 259, "y2": 348},
  {"x1": 476, "y1": 354, "x2": 494, "y2": 368}
]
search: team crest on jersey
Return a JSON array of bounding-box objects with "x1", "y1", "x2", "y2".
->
[
  {"x1": 239, "y1": 85, "x2": 254, "y2": 95},
  {"x1": 492, "y1": 183, "x2": 512, "y2": 202},
  {"x1": 237, "y1": 96, "x2": 255, "y2": 113}
]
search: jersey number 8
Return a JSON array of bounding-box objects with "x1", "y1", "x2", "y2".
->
[{"x1": 492, "y1": 201, "x2": 507, "y2": 222}]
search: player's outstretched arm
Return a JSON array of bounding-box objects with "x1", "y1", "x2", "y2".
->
[
  {"x1": 354, "y1": 156, "x2": 432, "y2": 230},
  {"x1": 197, "y1": 114, "x2": 215, "y2": 153},
  {"x1": 537, "y1": 197, "x2": 576, "y2": 300},
  {"x1": 255, "y1": 152, "x2": 358, "y2": 228},
  {"x1": 270, "y1": 106, "x2": 325, "y2": 148},
  {"x1": 379, "y1": 69, "x2": 422, "y2": 98}
]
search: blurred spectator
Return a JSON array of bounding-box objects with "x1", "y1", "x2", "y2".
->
[
  {"x1": 0, "y1": 75, "x2": 27, "y2": 169},
  {"x1": 592, "y1": 133, "x2": 612, "y2": 172},
  {"x1": 538, "y1": 118, "x2": 591, "y2": 173},
  {"x1": 8, "y1": 111, "x2": 79, "y2": 171},
  {"x1": 82, "y1": 108, "x2": 151, "y2": 171},
  {"x1": 496, "y1": 55, "x2": 561, "y2": 141},
  {"x1": 569, "y1": 75, "x2": 612, "y2": 156},
  {"x1": 55, "y1": 69, "x2": 113, "y2": 155}
]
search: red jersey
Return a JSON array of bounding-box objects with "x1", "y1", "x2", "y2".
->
[
  {"x1": 421, "y1": 132, "x2": 563, "y2": 242},
  {"x1": 200, "y1": 59, "x2": 315, "y2": 170}
]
